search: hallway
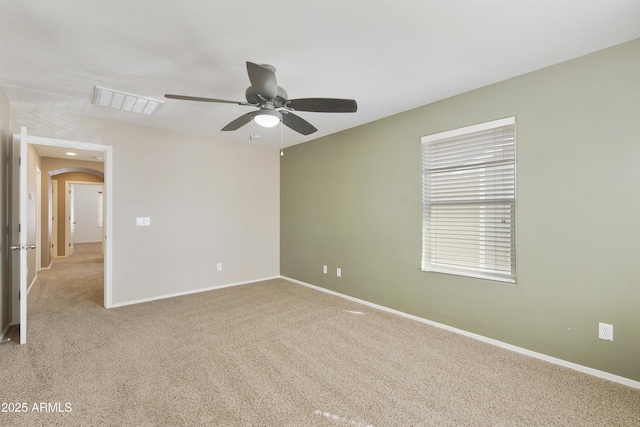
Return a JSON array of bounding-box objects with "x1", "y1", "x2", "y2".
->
[{"x1": 33, "y1": 242, "x2": 105, "y2": 311}]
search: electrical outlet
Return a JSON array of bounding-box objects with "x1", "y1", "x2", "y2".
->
[
  {"x1": 216, "y1": 263, "x2": 222, "y2": 272},
  {"x1": 336, "y1": 268, "x2": 342, "y2": 277},
  {"x1": 323, "y1": 265, "x2": 327, "y2": 274},
  {"x1": 598, "y1": 322, "x2": 613, "y2": 341}
]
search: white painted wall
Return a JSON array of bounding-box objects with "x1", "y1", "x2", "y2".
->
[
  {"x1": 105, "y1": 122, "x2": 280, "y2": 304},
  {"x1": 10, "y1": 108, "x2": 280, "y2": 306}
]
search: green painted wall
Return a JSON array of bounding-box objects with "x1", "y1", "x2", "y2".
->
[{"x1": 281, "y1": 39, "x2": 640, "y2": 382}]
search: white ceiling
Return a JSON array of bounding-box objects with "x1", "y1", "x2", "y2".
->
[
  {"x1": 1, "y1": 1, "x2": 639, "y2": 149},
  {"x1": 34, "y1": 144, "x2": 105, "y2": 163}
]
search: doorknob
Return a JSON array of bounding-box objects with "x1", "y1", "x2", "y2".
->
[{"x1": 9, "y1": 244, "x2": 36, "y2": 251}]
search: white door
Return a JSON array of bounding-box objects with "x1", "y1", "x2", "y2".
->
[
  {"x1": 9, "y1": 127, "x2": 31, "y2": 344},
  {"x1": 51, "y1": 180, "x2": 58, "y2": 258},
  {"x1": 68, "y1": 184, "x2": 75, "y2": 256},
  {"x1": 71, "y1": 184, "x2": 104, "y2": 244}
]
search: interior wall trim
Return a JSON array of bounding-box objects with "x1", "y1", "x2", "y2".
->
[
  {"x1": 109, "y1": 276, "x2": 281, "y2": 308},
  {"x1": 281, "y1": 276, "x2": 640, "y2": 390},
  {"x1": 0, "y1": 323, "x2": 10, "y2": 342},
  {"x1": 49, "y1": 167, "x2": 104, "y2": 179},
  {"x1": 27, "y1": 273, "x2": 38, "y2": 295}
]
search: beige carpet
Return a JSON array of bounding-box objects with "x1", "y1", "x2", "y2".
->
[{"x1": 1, "y1": 243, "x2": 638, "y2": 426}]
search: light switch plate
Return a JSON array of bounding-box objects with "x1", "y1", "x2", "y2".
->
[{"x1": 136, "y1": 217, "x2": 151, "y2": 226}]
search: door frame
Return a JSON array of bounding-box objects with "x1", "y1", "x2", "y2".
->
[
  {"x1": 35, "y1": 167, "x2": 42, "y2": 275},
  {"x1": 51, "y1": 179, "x2": 58, "y2": 261},
  {"x1": 66, "y1": 182, "x2": 75, "y2": 257},
  {"x1": 27, "y1": 135, "x2": 114, "y2": 308}
]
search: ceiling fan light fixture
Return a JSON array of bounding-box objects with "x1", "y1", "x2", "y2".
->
[{"x1": 254, "y1": 110, "x2": 282, "y2": 128}]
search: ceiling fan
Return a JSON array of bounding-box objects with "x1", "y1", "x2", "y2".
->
[{"x1": 165, "y1": 61, "x2": 357, "y2": 135}]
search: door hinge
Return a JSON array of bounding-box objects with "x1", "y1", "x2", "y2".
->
[
  {"x1": 18, "y1": 291, "x2": 21, "y2": 300},
  {"x1": 18, "y1": 224, "x2": 21, "y2": 232},
  {"x1": 18, "y1": 156, "x2": 21, "y2": 166}
]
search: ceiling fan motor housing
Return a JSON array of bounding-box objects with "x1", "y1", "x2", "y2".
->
[{"x1": 245, "y1": 86, "x2": 289, "y2": 106}]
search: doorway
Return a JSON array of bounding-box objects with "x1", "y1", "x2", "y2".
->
[{"x1": 28, "y1": 135, "x2": 113, "y2": 309}]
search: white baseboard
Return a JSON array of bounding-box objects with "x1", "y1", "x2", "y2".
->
[
  {"x1": 282, "y1": 276, "x2": 640, "y2": 390},
  {"x1": 27, "y1": 273, "x2": 38, "y2": 295},
  {"x1": 0, "y1": 322, "x2": 10, "y2": 342},
  {"x1": 109, "y1": 276, "x2": 281, "y2": 308}
]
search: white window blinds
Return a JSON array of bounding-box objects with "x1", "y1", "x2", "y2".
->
[{"x1": 421, "y1": 117, "x2": 516, "y2": 283}]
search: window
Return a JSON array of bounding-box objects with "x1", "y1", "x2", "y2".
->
[{"x1": 421, "y1": 117, "x2": 516, "y2": 283}]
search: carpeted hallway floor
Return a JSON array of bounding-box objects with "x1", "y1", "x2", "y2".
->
[{"x1": 1, "y1": 243, "x2": 639, "y2": 426}]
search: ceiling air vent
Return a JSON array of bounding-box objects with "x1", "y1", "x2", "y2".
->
[{"x1": 93, "y1": 86, "x2": 163, "y2": 115}]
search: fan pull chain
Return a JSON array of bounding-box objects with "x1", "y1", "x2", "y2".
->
[{"x1": 280, "y1": 120, "x2": 284, "y2": 157}]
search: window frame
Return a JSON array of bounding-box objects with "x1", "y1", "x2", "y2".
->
[{"x1": 421, "y1": 117, "x2": 516, "y2": 283}]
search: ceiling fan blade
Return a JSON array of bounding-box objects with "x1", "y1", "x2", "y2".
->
[
  {"x1": 221, "y1": 112, "x2": 254, "y2": 131},
  {"x1": 281, "y1": 112, "x2": 318, "y2": 135},
  {"x1": 165, "y1": 94, "x2": 249, "y2": 105},
  {"x1": 246, "y1": 62, "x2": 278, "y2": 100},
  {"x1": 286, "y1": 98, "x2": 357, "y2": 113}
]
